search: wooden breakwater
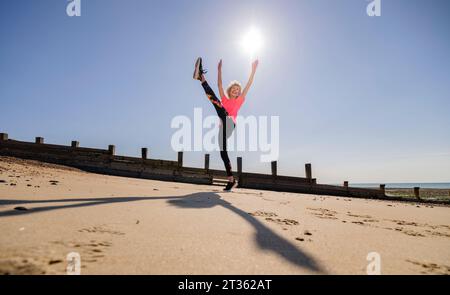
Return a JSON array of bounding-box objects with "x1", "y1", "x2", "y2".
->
[{"x1": 0, "y1": 132, "x2": 392, "y2": 200}]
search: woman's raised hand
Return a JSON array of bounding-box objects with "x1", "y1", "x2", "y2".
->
[
  {"x1": 252, "y1": 59, "x2": 259, "y2": 72},
  {"x1": 242, "y1": 60, "x2": 258, "y2": 97},
  {"x1": 218, "y1": 59, "x2": 225, "y2": 98}
]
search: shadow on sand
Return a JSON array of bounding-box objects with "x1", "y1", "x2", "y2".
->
[{"x1": 0, "y1": 192, "x2": 324, "y2": 273}]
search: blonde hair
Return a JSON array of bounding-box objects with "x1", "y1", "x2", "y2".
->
[{"x1": 226, "y1": 80, "x2": 242, "y2": 98}]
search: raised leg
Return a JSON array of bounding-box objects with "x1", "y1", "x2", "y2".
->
[{"x1": 200, "y1": 81, "x2": 235, "y2": 180}]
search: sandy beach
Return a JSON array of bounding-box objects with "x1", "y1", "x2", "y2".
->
[{"x1": 0, "y1": 156, "x2": 449, "y2": 275}]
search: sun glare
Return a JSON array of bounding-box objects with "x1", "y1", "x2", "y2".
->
[{"x1": 240, "y1": 27, "x2": 264, "y2": 58}]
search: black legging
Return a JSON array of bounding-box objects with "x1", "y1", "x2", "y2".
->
[{"x1": 201, "y1": 81, "x2": 235, "y2": 177}]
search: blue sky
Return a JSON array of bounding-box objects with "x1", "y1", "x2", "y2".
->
[{"x1": 1, "y1": 0, "x2": 449, "y2": 183}]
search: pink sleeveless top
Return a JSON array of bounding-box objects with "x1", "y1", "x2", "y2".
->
[{"x1": 221, "y1": 95, "x2": 245, "y2": 123}]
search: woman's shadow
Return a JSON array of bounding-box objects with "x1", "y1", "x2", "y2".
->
[
  {"x1": 0, "y1": 192, "x2": 324, "y2": 273},
  {"x1": 167, "y1": 192, "x2": 324, "y2": 273}
]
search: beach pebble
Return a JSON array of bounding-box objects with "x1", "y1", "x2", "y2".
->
[
  {"x1": 48, "y1": 260, "x2": 62, "y2": 265},
  {"x1": 14, "y1": 206, "x2": 28, "y2": 211}
]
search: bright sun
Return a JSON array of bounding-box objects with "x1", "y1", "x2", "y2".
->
[{"x1": 240, "y1": 27, "x2": 264, "y2": 58}]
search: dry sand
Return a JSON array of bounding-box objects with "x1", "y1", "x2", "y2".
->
[{"x1": 0, "y1": 156, "x2": 449, "y2": 275}]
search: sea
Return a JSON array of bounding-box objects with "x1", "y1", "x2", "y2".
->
[{"x1": 334, "y1": 183, "x2": 450, "y2": 189}]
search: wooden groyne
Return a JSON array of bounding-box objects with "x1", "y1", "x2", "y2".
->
[
  {"x1": 0, "y1": 132, "x2": 427, "y2": 202},
  {"x1": 0, "y1": 134, "x2": 211, "y2": 185}
]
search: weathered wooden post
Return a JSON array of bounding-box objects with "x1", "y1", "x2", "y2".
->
[
  {"x1": 35, "y1": 137, "x2": 44, "y2": 144},
  {"x1": 380, "y1": 184, "x2": 386, "y2": 195},
  {"x1": 204, "y1": 154, "x2": 210, "y2": 171},
  {"x1": 237, "y1": 157, "x2": 242, "y2": 175},
  {"x1": 177, "y1": 151, "x2": 183, "y2": 167},
  {"x1": 108, "y1": 145, "x2": 115, "y2": 155},
  {"x1": 271, "y1": 161, "x2": 277, "y2": 177},
  {"x1": 0, "y1": 133, "x2": 8, "y2": 141},
  {"x1": 343, "y1": 181, "x2": 349, "y2": 187},
  {"x1": 305, "y1": 163, "x2": 312, "y2": 180},
  {"x1": 141, "y1": 148, "x2": 148, "y2": 160},
  {"x1": 71, "y1": 141, "x2": 79, "y2": 148},
  {"x1": 414, "y1": 187, "x2": 420, "y2": 200},
  {"x1": 237, "y1": 157, "x2": 243, "y2": 186}
]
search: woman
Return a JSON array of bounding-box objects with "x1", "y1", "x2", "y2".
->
[{"x1": 193, "y1": 57, "x2": 258, "y2": 191}]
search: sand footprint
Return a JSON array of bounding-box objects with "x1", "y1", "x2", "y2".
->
[
  {"x1": 295, "y1": 230, "x2": 313, "y2": 242},
  {"x1": 0, "y1": 256, "x2": 47, "y2": 275},
  {"x1": 383, "y1": 219, "x2": 450, "y2": 238},
  {"x1": 78, "y1": 226, "x2": 125, "y2": 236},
  {"x1": 346, "y1": 212, "x2": 379, "y2": 225},
  {"x1": 50, "y1": 239, "x2": 113, "y2": 266},
  {"x1": 248, "y1": 211, "x2": 299, "y2": 226},
  {"x1": 248, "y1": 211, "x2": 278, "y2": 218},
  {"x1": 265, "y1": 217, "x2": 299, "y2": 226},
  {"x1": 307, "y1": 207, "x2": 338, "y2": 220},
  {"x1": 389, "y1": 227, "x2": 425, "y2": 237},
  {"x1": 406, "y1": 260, "x2": 450, "y2": 275}
]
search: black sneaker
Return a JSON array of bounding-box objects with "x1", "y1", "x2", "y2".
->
[
  {"x1": 193, "y1": 57, "x2": 207, "y2": 80},
  {"x1": 223, "y1": 179, "x2": 236, "y2": 192}
]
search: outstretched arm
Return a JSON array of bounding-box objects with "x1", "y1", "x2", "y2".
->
[
  {"x1": 217, "y1": 59, "x2": 226, "y2": 98},
  {"x1": 242, "y1": 60, "x2": 259, "y2": 98}
]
